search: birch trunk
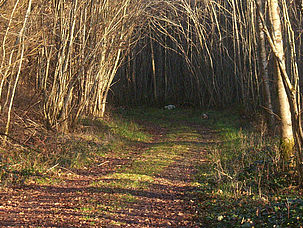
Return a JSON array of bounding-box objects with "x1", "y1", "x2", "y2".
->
[{"x1": 269, "y1": 0, "x2": 294, "y2": 166}]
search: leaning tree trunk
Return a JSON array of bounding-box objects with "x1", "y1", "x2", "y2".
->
[{"x1": 269, "y1": 0, "x2": 295, "y2": 167}]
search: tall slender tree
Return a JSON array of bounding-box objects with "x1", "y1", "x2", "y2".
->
[
  {"x1": 269, "y1": 0, "x2": 294, "y2": 166},
  {"x1": 256, "y1": 0, "x2": 274, "y2": 128}
]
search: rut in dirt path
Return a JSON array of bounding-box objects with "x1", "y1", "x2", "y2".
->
[{"x1": 0, "y1": 116, "x2": 217, "y2": 227}]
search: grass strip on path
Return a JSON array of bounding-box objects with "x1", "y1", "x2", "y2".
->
[{"x1": 80, "y1": 108, "x2": 210, "y2": 226}]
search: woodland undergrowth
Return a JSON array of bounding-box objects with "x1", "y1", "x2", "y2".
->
[
  {"x1": 0, "y1": 111, "x2": 150, "y2": 187},
  {"x1": 196, "y1": 110, "x2": 303, "y2": 227}
]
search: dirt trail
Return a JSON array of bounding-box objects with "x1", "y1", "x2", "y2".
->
[{"x1": 0, "y1": 117, "x2": 215, "y2": 227}]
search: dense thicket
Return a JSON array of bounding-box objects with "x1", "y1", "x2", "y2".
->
[
  {"x1": 0, "y1": 0, "x2": 145, "y2": 135},
  {"x1": 112, "y1": 0, "x2": 303, "y2": 112}
]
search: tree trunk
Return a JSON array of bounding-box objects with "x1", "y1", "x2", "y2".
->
[
  {"x1": 150, "y1": 32, "x2": 157, "y2": 102},
  {"x1": 256, "y1": 0, "x2": 274, "y2": 128},
  {"x1": 269, "y1": 0, "x2": 294, "y2": 167}
]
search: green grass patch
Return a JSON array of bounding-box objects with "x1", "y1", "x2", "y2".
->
[
  {"x1": 128, "y1": 144, "x2": 177, "y2": 176},
  {"x1": 92, "y1": 173, "x2": 154, "y2": 190},
  {"x1": 105, "y1": 116, "x2": 151, "y2": 142},
  {"x1": 119, "y1": 107, "x2": 207, "y2": 127}
]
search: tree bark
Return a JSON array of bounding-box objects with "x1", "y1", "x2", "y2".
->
[{"x1": 269, "y1": 0, "x2": 295, "y2": 166}]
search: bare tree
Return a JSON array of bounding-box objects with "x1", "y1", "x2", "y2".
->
[
  {"x1": 256, "y1": 0, "x2": 303, "y2": 181},
  {"x1": 33, "y1": 0, "x2": 146, "y2": 132},
  {"x1": 269, "y1": 0, "x2": 294, "y2": 166},
  {"x1": 0, "y1": 0, "x2": 32, "y2": 144}
]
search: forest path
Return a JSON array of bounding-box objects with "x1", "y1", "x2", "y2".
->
[{"x1": 0, "y1": 109, "x2": 218, "y2": 227}]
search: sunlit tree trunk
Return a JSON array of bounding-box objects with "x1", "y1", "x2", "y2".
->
[
  {"x1": 269, "y1": 0, "x2": 294, "y2": 166},
  {"x1": 150, "y1": 29, "x2": 157, "y2": 102}
]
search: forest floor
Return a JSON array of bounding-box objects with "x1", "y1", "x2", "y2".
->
[
  {"x1": 0, "y1": 108, "x2": 216, "y2": 227},
  {"x1": 2, "y1": 108, "x2": 303, "y2": 227}
]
